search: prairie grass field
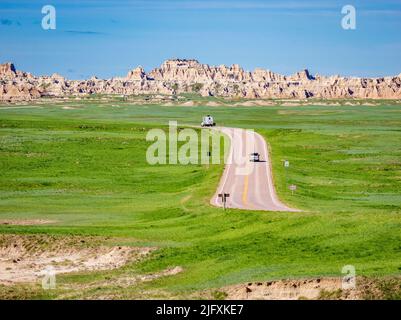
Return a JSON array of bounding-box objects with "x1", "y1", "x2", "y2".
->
[{"x1": 0, "y1": 99, "x2": 400, "y2": 299}]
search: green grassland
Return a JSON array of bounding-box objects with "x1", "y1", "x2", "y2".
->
[{"x1": 0, "y1": 99, "x2": 400, "y2": 299}]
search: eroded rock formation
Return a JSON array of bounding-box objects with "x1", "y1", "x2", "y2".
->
[{"x1": 1, "y1": 59, "x2": 400, "y2": 101}]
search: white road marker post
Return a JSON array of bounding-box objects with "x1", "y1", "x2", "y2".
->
[
  {"x1": 283, "y1": 160, "x2": 290, "y2": 191},
  {"x1": 284, "y1": 160, "x2": 290, "y2": 168}
]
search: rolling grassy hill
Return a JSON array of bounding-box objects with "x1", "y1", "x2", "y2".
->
[{"x1": 0, "y1": 100, "x2": 400, "y2": 299}]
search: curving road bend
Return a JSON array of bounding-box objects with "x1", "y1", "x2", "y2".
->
[{"x1": 210, "y1": 127, "x2": 299, "y2": 212}]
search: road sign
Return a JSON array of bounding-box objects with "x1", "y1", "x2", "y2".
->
[
  {"x1": 218, "y1": 193, "x2": 230, "y2": 209},
  {"x1": 289, "y1": 184, "x2": 297, "y2": 195},
  {"x1": 284, "y1": 160, "x2": 290, "y2": 168}
]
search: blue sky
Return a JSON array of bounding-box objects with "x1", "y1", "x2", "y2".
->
[{"x1": 0, "y1": 0, "x2": 400, "y2": 79}]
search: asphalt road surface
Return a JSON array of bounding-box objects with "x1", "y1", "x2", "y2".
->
[{"x1": 211, "y1": 127, "x2": 299, "y2": 212}]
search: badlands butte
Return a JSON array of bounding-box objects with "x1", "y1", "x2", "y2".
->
[{"x1": 1, "y1": 59, "x2": 401, "y2": 102}]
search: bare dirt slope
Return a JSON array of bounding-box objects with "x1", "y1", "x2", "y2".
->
[
  {"x1": 0, "y1": 234, "x2": 153, "y2": 284},
  {"x1": 223, "y1": 278, "x2": 353, "y2": 300},
  {"x1": 219, "y1": 276, "x2": 401, "y2": 300}
]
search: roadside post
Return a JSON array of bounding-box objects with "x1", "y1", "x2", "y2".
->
[
  {"x1": 283, "y1": 160, "x2": 289, "y2": 192},
  {"x1": 218, "y1": 193, "x2": 230, "y2": 210}
]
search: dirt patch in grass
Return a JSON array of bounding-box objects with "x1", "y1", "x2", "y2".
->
[
  {"x1": 221, "y1": 278, "x2": 351, "y2": 300},
  {"x1": 216, "y1": 276, "x2": 401, "y2": 300},
  {"x1": 358, "y1": 277, "x2": 401, "y2": 300},
  {"x1": 0, "y1": 219, "x2": 56, "y2": 226},
  {"x1": 56, "y1": 265, "x2": 184, "y2": 299},
  {"x1": 112, "y1": 266, "x2": 184, "y2": 288},
  {"x1": 180, "y1": 101, "x2": 196, "y2": 106},
  {"x1": 0, "y1": 234, "x2": 154, "y2": 285},
  {"x1": 205, "y1": 101, "x2": 224, "y2": 107}
]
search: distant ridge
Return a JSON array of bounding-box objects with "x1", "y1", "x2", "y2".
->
[{"x1": 1, "y1": 59, "x2": 400, "y2": 101}]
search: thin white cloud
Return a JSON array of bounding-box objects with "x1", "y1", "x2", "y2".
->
[
  {"x1": 178, "y1": 0, "x2": 338, "y2": 10},
  {"x1": 361, "y1": 9, "x2": 401, "y2": 16}
]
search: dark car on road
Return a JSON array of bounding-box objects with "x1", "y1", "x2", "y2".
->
[{"x1": 250, "y1": 152, "x2": 260, "y2": 162}]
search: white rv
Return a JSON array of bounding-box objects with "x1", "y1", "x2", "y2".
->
[{"x1": 201, "y1": 115, "x2": 216, "y2": 127}]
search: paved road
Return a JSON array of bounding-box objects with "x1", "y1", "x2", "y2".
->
[{"x1": 210, "y1": 127, "x2": 299, "y2": 211}]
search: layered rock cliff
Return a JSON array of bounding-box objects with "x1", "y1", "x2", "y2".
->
[{"x1": 1, "y1": 59, "x2": 400, "y2": 101}]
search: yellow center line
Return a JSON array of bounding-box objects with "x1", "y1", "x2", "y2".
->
[{"x1": 242, "y1": 175, "x2": 249, "y2": 205}]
